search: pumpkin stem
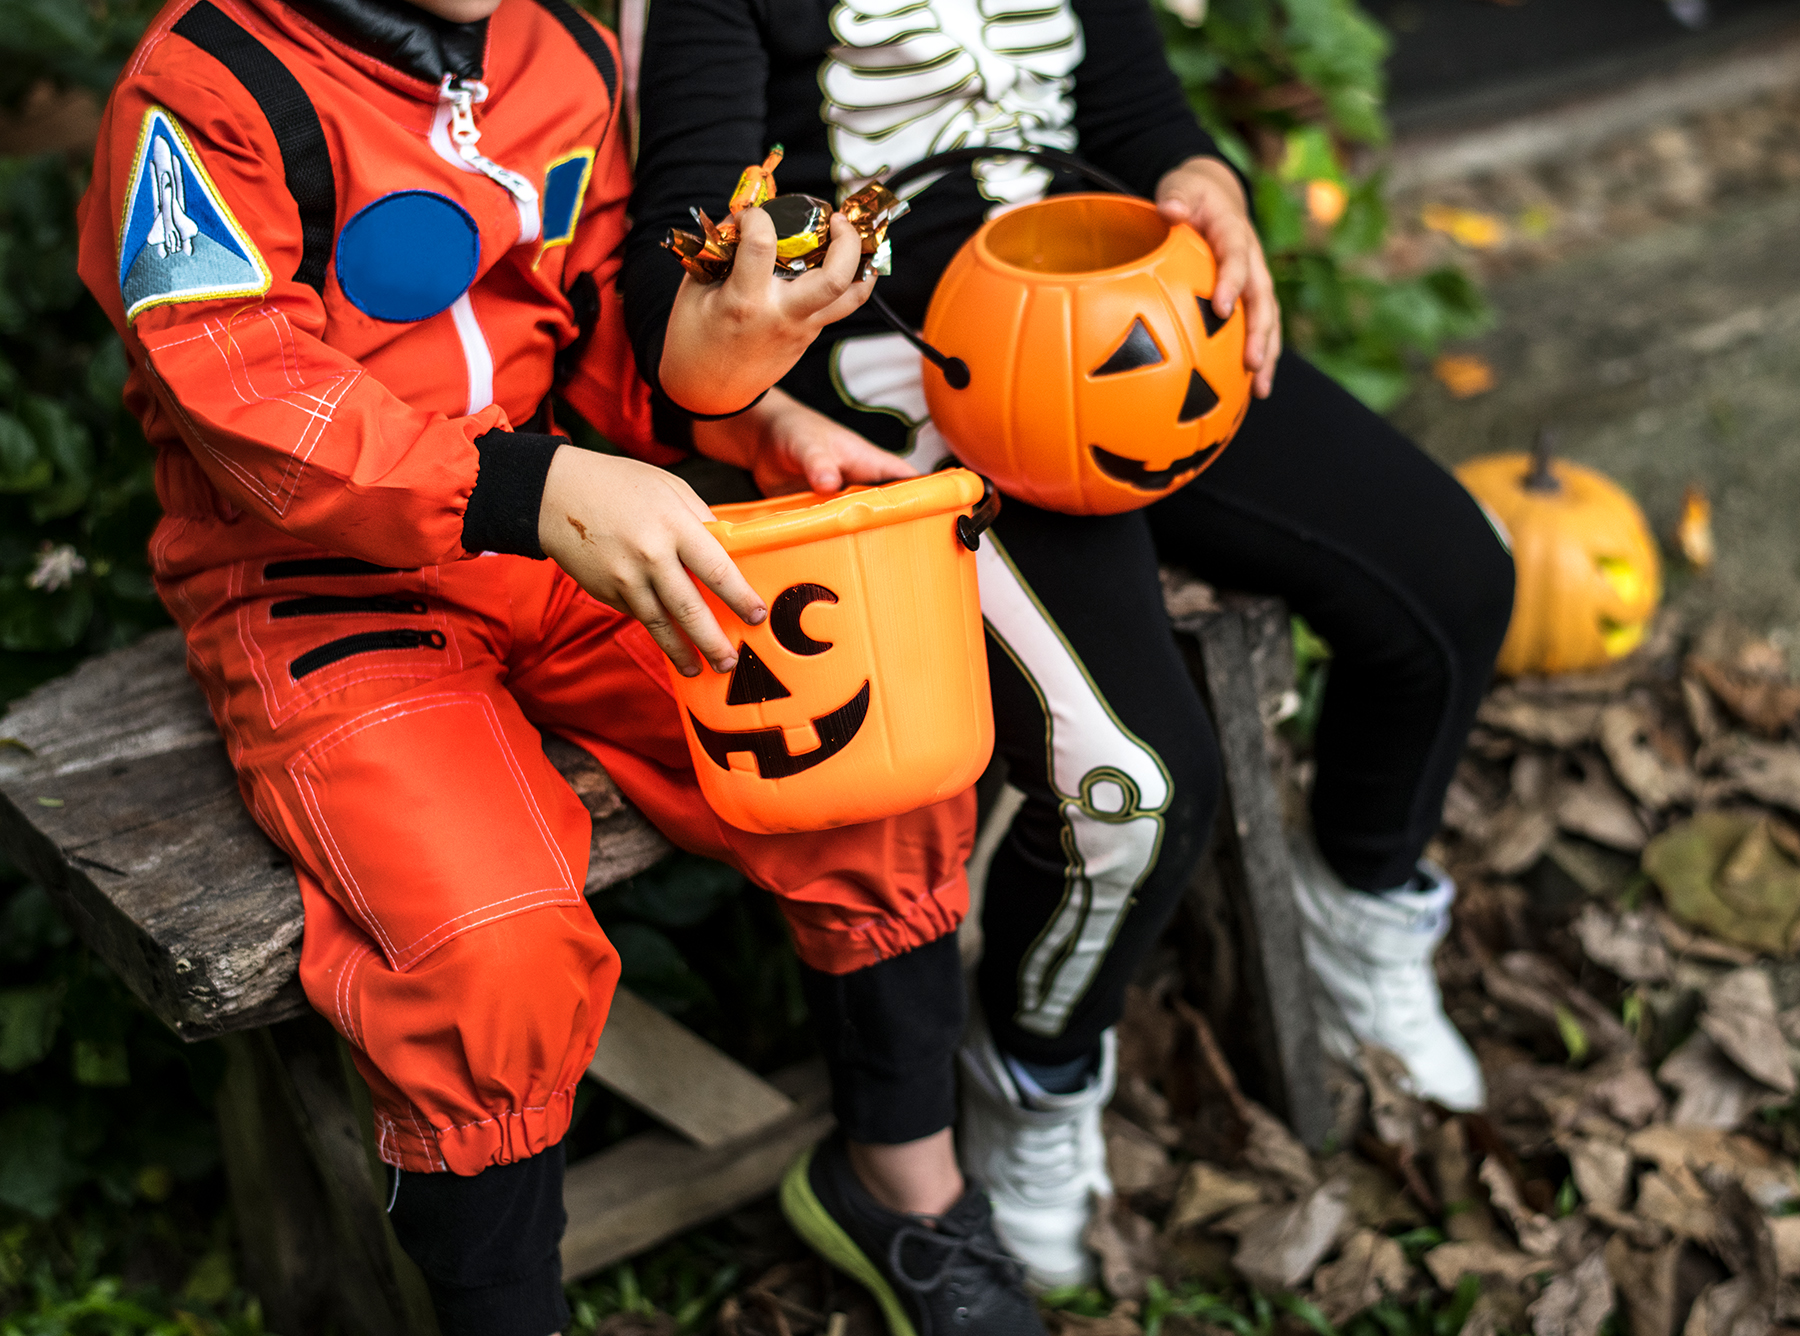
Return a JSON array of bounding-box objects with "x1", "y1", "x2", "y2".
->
[{"x1": 1524, "y1": 429, "x2": 1560, "y2": 493}]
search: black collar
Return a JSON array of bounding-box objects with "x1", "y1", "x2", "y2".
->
[{"x1": 287, "y1": 0, "x2": 487, "y2": 83}]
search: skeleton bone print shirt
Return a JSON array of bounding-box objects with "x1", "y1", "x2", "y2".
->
[
  {"x1": 623, "y1": 0, "x2": 1227, "y2": 426},
  {"x1": 820, "y1": 0, "x2": 1082, "y2": 210}
]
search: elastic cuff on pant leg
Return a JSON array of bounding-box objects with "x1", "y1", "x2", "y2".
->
[{"x1": 801, "y1": 932, "x2": 965, "y2": 1144}]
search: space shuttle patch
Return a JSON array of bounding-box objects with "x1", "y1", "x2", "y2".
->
[{"x1": 117, "y1": 107, "x2": 270, "y2": 321}]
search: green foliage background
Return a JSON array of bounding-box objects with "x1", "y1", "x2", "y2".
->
[{"x1": 0, "y1": 0, "x2": 1486, "y2": 1329}]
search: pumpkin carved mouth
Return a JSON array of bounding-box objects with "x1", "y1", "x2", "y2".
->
[
  {"x1": 1090, "y1": 444, "x2": 1219, "y2": 491},
  {"x1": 688, "y1": 681, "x2": 872, "y2": 780}
]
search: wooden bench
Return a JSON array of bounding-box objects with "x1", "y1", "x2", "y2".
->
[{"x1": 0, "y1": 582, "x2": 1325, "y2": 1336}]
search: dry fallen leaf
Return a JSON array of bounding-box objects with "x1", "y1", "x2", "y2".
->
[
  {"x1": 1698, "y1": 736, "x2": 1800, "y2": 815},
  {"x1": 1083, "y1": 1195, "x2": 1161, "y2": 1303},
  {"x1": 1106, "y1": 1121, "x2": 1178, "y2": 1199},
  {"x1": 1423, "y1": 203, "x2": 1506, "y2": 249},
  {"x1": 1529, "y1": 1249, "x2": 1616, "y2": 1336},
  {"x1": 1689, "y1": 656, "x2": 1800, "y2": 739},
  {"x1": 1423, "y1": 1240, "x2": 1552, "y2": 1288},
  {"x1": 1658, "y1": 1031, "x2": 1788, "y2": 1130},
  {"x1": 1682, "y1": 1274, "x2": 1772, "y2": 1336},
  {"x1": 1231, "y1": 1177, "x2": 1350, "y2": 1293},
  {"x1": 1599, "y1": 702, "x2": 1698, "y2": 811},
  {"x1": 1627, "y1": 1125, "x2": 1800, "y2": 1212},
  {"x1": 1636, "y1": 1166, "x2": 1720, "y2": 1243},
  {"x1": 1480, "y1": 1156, "x2": 1563, "y2": 1256},
  {"x1": 1564, "y1": 1136, "x2": 1633, "y2": 1212},
  {"x1": 1699, "y1": 968, "x2": 1796, "y2": 1095},
  {"x1": 1166, "y1": 1161, "x2": 1266, "y2": 1231},
  {"x1": 1311, "y1": 1228, "x2": 1412, "y2": 1327},
  {"x1": 1603, "y1": 1235, "x2": 1694, "y2": 1336},
  {"x1": 1045, "y1": 1308, "x2": 1144, "y2": 1336},
  {"x1": 1571, "y1": 903, "x2": 1673, "y2": 983},
  {"x1": 1676, "y1": 485, "x2": 1716, "y2": 572},
  {"x1": 1434, "y1": 353, "x2": 1497, "y2": 398},
  {"x1": 1556, "y1": 761, "x2": 1648, "y2": 851},
  {"x1": 1478, "y1": 694, "x2": 1604, "y2": 749},
  {"x1": 1643, "y1": 812, "x2": 1800, "y2": 954}
]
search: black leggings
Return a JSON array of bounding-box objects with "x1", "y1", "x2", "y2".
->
[{"x1": 803, "y1": 351, "x2": 1513, "y2": 1141}]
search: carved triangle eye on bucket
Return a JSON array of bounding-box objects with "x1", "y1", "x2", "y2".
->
[
  {"x1": 1197, "y1": 295, "x2": 1227, "y2": 338},
  {"x1": 1178, "y1": 368, "x2": 1220, "y2": 423},
  {"x1": 725, "y1": 643, "x2": 791, "y2": 704},
  {"x1": 1092, "y1": 318, "x2": 1165, "y2": 376}
]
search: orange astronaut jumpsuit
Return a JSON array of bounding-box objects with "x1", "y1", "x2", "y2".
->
[{"x1": 76, "y1": 0, "x2": 972, "y2": 1176}]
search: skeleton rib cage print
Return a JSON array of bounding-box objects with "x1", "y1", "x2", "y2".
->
[{"x1": 821, "y1": 0, "x2": 1084, "y2": 210}]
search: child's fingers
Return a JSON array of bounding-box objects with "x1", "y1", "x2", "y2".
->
[
  {"x1": 785, "y1": 216, "x2": 861, "y2": 319},
  {"x1": 679, "y1": 526, "x2": 767, "y2": 630},
  {"x1": 620, "y1": 580, "x2": 707, "y2": 677},
  {"x1": 648, "y1": 559, "x2": 742, "y2": 675},
  {"x1": 1208, "y1": 217, "x2": 1251, "y2": 324},
  {"x1": 727, "y1": 208, "x2": 778, "y2": 290}
]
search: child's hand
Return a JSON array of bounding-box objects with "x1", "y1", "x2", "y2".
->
[
  {"x1": 691, "y1": 388, "x2": 917, "y2": 496},
  {"x1": 1155, "y1": 156, "x2": 1282, "y2": 399},
  {"x1": 661, "y1": 209, "x2": 874, "y2": 416},
  {"x1": 537, "y1": 447, "x2": 766, "y2": 677}
]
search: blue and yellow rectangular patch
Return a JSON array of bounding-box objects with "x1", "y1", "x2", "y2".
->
[{"x1": 535, "y1": 148, "x2": 596, "y2": 266}]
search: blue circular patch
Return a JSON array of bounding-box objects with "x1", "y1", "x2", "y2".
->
[{"x1": 335, "y1": 191, "x2": 479, "y2": 323}]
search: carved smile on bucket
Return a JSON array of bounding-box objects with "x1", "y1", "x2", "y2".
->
[
  {"x1": 1090, "y1": 443, "x2": 1219, "y2": 491},
  {"x1": 688, "y1": 681, "x2": 872, "y2": 779}
]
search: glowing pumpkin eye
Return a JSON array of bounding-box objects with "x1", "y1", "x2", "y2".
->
[
  {"x1": 1092, "y1": 318, "x2": 1164, "y2": 376},
  {"x1": 1596, "y1": 556, "x2": 1643, "y2": 604},
  {"x1": 1196, "y1": 296, "x2": 1227, "y2": 338}
]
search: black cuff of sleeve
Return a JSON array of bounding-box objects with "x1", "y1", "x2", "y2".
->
[
  {"x1": 650, "y1": 387, "x2": 696, "y2": 454},
  {"x1": 462, "y1": 430, "x2": 564, "y2": 559}
]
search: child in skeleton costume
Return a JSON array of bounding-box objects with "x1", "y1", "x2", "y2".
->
[{"x1": 622, "y1": 0, "x2": 1516, "y2": 1311}]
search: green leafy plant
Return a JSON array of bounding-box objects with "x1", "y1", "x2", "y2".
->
[{"x1": 1157, "y1": 0, "x2": 1491, "y2": 409}]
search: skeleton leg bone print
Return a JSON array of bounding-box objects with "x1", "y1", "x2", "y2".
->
[{"x1": 976, "y1": 538, "x2": 1172, "y2": 1038}]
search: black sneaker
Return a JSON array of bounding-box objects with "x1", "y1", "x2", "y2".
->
[{"x1": 779, "y1": 1134, "x2": 1047, "y2": 1336}]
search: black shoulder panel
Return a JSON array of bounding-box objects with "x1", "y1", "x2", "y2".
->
[{"x1": 171, "y1": 1, "x2": 337, "y2": 294}]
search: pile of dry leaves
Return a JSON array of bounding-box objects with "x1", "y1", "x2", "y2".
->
[{"x1": 661, "y1": 609, "x2": 1800, "y2": 1336}]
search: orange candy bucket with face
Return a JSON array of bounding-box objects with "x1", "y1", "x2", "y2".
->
[{"x1": 666, "y1": 469, "x2": 999, "y2": 834}]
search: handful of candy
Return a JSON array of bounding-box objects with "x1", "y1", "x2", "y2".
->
[{"x1": 664, "y1": 146, "x2": 907, "y2": 283}]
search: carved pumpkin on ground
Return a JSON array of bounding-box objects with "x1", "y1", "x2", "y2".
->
[
  {"x1": 920, "y1": 193, "x2": 1253, "y2": 515},
  {"x1": 667, "y1": 470, "x2": 998, "y2": 833},
  {"x1": 1456, "y1": 442, "x2": 1662, "y2": 678}
]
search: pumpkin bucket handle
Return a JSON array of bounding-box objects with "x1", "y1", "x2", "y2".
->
[
  {"x1": 868, "y1": 147, "x2": 1141, "y2": 390},
  {"x1": 955, "y1": 475, "x2": 1003, "y2": 550}
]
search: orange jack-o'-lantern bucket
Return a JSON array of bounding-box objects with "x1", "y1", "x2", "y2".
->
[
  {"x1": 666, "y1": 468, "x2": 1000, "y2": 834},
  {"x1": 869, "y1": 148, "x2": 1254, "y2": 516}
]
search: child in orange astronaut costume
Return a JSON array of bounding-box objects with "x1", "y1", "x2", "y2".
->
[{"x1": 76, "y1": 0, "x2": 968, "y2": 1330}]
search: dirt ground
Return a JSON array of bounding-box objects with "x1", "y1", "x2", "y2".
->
[{"x1": 1387, "y1": 78, "x2": 1800, "y2": 657}]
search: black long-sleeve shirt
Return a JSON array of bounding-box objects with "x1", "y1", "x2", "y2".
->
[{"x1": 621, "y1": 0, "x2": 1228, "y2": 413}]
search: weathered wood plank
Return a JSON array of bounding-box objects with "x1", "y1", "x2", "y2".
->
[
  {"x1": 561, "y1": 1060, "x2": 832, "y2": 1281},
  {"x1": 1171, "y1": 596, "x2": 1332, "y2": 1151},
  {"x1": 587, "y1": 989, "x2": 796, "y2": 1149},
  {"x1": 0, "y1": 629, "x2": 671, "y2": 1040}
]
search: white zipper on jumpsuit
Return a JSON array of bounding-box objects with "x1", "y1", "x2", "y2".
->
[{"x1": 429, "y1": 75, "x2": 541, "y2": 415}]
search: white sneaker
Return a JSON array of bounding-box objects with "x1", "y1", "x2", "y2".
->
[
  {"x1": 1290, "y1": 833, "x2": 1486, "y2": 1111},
  {"x1": 956, "y1": 1010, "x2": 1117, "y2": 1292}
]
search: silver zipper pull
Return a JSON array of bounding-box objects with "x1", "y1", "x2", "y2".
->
[{"x1": 440, "y1": 77, "x2": 539, "y2": 207}]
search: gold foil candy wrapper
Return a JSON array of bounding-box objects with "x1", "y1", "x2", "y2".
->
[{"x1": 664, "y1": 148, "x2": 909, "y2": 283}]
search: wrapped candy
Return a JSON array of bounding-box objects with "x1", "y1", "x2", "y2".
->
[{"x1": 664, "y1": 146, "x2": 908, "y2": 283}]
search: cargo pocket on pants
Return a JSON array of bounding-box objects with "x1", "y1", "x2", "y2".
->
[{"x1": 288, "y1": 692, "x2": 584, "y2": 971}]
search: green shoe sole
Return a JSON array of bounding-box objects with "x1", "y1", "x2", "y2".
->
[{"x1": 778, "y1": 1144, "x2": 919, "y2": 1336}]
